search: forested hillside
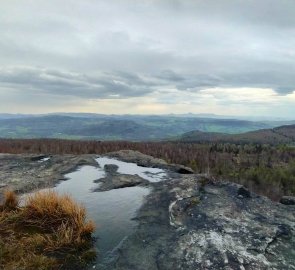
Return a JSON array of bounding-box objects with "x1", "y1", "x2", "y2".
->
[{"x1": 179, "y1": 125, "x2": 295, "y2": 145}]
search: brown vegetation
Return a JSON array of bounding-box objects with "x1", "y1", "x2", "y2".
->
[
  {"x1": 2, "y1": 189, "x2": 19, "y2": 210},
  {"x1": 0, "y1": 190, "x2": 95, "y2": 270}
]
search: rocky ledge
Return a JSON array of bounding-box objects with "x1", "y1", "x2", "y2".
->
[
  {"x1": 0, "y1": 154, "x2": 98, "y2": 200},
  {"x1": 105, "y1": 151, "x2": 295, "y2": 270}
]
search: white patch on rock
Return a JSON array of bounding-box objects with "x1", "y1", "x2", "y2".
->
[
  {"x1": 169, "y1": 198, "x2": 185, "y2": 227},
  {"x1": 38, "y1": 157, "x2": 50, "y2": 163},
  {"x1": 174, "y1": 230, "x2": 271, "y2": 268}
]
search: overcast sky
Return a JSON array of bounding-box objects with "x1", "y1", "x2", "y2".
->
[{"x1": 1, "y1": 0, "x2": 295, "y2": 118}]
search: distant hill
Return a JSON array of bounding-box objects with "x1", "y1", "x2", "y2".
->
[
  {"x1": 178, "y1": 125, "x2": 295, "y2": 144},
  {"x1": 0, "y1": 113, "x2": 35, "y2": 119},
  {"x1": 0, "y1": 114, "x2": 292, "y2": 141}
]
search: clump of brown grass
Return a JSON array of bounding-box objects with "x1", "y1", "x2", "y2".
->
[
  {"x1": 23, "y1": 191, "x2": 94, "y2": 232},
  {"x1": 2, "y1": 190, "x2": 19, "y2": 210},
  {"x1": 0, "y1": 190, "x2": 96, "y2": 270}
]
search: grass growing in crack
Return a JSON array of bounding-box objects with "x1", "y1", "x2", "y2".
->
[
  {"x1": 189, "y1": 197, "x2": 200, "y2": 206},
  {"x1": 0, "y1": 190, "x2": 96, "y2": 270}
]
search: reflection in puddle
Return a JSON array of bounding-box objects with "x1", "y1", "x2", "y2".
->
[{"x1": 96, "y1": 157, "x2": 167, "y2": 182}]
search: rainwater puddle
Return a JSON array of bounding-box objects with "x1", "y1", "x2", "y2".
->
[{"x1": 24, "y1": 157, "x2": 167, "y2": 268}]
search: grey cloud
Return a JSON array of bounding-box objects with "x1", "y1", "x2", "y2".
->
[
  {"x1": 0, "y1": 0, "x2": 295, "y2": 114},
  {"x1": 0, "y1": 67, "x2": 154, "y2": 99},
  {"x1": 156, "y1": 70, "x2": 185, "y2": 82},
  {"x1": 154, "y1": 69, "x2": 295, "y2": 95},
  {"x1": 156, "y1": 0, "x2": 295, "y2": 29},
  {"x1": 1, "y1": 64, "x2": 295, "y2": 103}
]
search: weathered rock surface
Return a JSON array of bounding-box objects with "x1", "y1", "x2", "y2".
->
[
  {"x1": 110, "y1": 175, "x2": 295, "y2": 270},
  {"x1": 95, "y1": 174, "x2": 147, "y2": 191}
]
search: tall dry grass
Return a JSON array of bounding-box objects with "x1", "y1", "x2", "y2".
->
[{"x1": 0, "y1": 190, "x2": 96, "y2": 270}]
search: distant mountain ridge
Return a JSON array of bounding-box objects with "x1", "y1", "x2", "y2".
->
[
  {"x1": 178, "y1": 124, "x2": 295, "y2": 144},
  {"x1": 0, "y1": 114, "x2": 294, "y2": 141},
  {"x1": 0, "y1": 113, "x2": 293, "y2": 121}
]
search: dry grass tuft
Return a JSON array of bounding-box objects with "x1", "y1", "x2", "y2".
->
[
  {"x1": 2, "y1": 190, "x2": 19, "y2": 210},
  {"x1": 0, "y1": 190, "x2": 96, "y2": 270},
  {"x1": 23, "y1": 191, "x2": 92, "y2": 232}
]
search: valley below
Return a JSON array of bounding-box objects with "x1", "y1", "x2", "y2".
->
[{"x1": 1, "y1": 151, "x2": 294, "y2": 269}]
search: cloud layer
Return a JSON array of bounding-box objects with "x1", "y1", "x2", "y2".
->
[{"x1": 0, "y1": 0, "x2": 295, "y2": 117}]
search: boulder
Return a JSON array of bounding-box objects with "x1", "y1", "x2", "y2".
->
[
  {"x1": 95, "y1": 174, "x2": 148, "y2": 191},
  {"x1": 280, "y1": 196, "x2": 295, "y2": 205},
  {"x1": 104, "y1": 164, "x2": 119, "y2": 174},
  {"x1": 237, "y1": 186, "x2": 251, "y2": 198}
]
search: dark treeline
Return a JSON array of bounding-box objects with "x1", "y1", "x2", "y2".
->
[{"x1": 0, "y1": 139, "x2": 294, "y2": 200}]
